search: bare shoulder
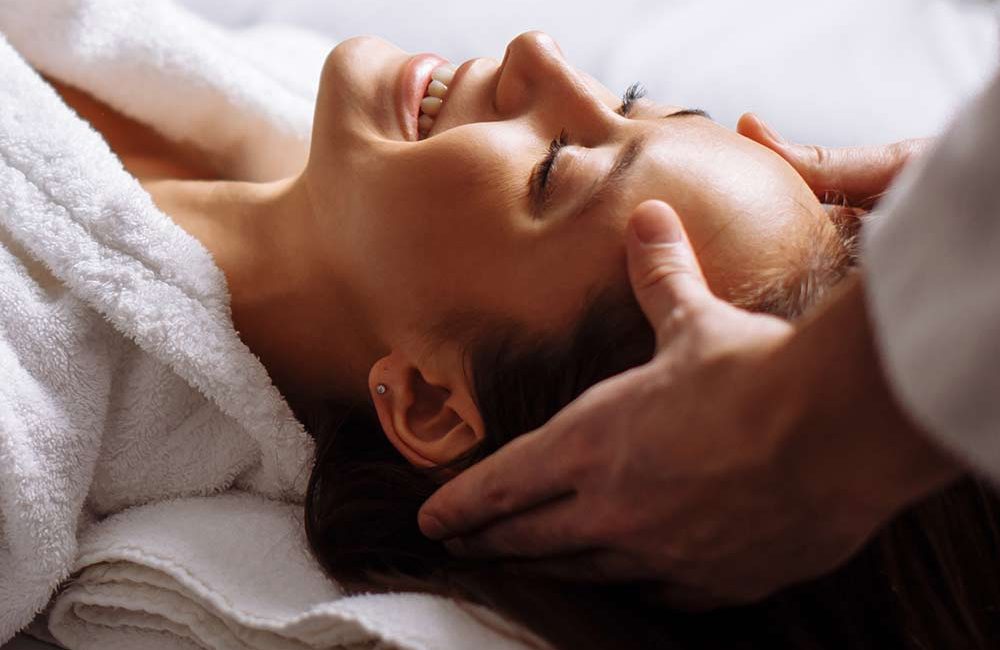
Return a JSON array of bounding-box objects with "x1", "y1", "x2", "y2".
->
[{"x1": 42, "y1": 73, "x2": 220, "y2": 182}]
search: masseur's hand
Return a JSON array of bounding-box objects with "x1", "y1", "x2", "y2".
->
[
  {"x1": 419, "y1": 200, "x2": 960, "y2": 608},
  {"x1": 738, "y1": 113, "x2": 933, "y2": 211}
]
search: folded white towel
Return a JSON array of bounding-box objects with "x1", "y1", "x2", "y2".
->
[
  {"x1": 49, "y1": 493, "x2": 543, "y2": 650},
  {"x1": 0, "y1": 1, "x2": 537, "y2": 647}
]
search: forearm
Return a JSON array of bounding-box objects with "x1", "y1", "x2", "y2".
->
[{"x1": 764, "y1": 273, "x2": 963, "y2": 531}]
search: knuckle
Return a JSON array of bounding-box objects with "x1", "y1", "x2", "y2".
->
[
  {"x1": 481, "y1": 477, "x2": 516, "y2": 515},
  {"x1": 667, "y1": 300, "x2": 694, "y2": 323},
  {"x1": 666, "y1": 300, "x2": 710, "y2": 333},
  {"x1": 635, "y1": 261, "x2": 691, "y2": 294},
  {"x1": 804, "y1": 143, "x2": 828, "y2": 168}
]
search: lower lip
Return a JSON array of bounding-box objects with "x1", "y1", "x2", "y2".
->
[{"x1": 398, "y1": 53, "x2": 447, "y2": 142}]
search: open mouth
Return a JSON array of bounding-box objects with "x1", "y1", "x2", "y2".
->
[
  {"x1": 398, "y1": 53, "x2": 453, "y2": 142},
  {"x1": 417, "y1": 63, "x2": 456, "y2": 140}
]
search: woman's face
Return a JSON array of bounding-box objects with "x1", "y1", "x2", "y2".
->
[{"x1": 306, "y1": 31, "x2": 826, "y2": 355}]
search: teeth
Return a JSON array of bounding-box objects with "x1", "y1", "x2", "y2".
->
[
  {"x1": 420, "y1": 96, "x2": 443, "y2": 116},
  {"x1": 426, "y1": 80, "x2": 449, "y2": 98},
  {"x1": 418, "y1": 63, "x2": 456, "y2": 139},
  {"x1": 431, "y1": 65, "x2": 456, "y2": 85}
]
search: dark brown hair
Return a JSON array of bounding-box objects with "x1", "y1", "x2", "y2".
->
[{"x1": 296, "y1": 216, "x2": 1000, "y2": 649}]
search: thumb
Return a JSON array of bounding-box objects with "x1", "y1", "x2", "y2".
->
[{"x1": 626, "y1": 200, "x2": 710, "y2": 338}]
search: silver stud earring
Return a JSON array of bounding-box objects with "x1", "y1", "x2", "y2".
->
[{"x1": 376, "y1": 384, "x2": 387, "y2": 395}]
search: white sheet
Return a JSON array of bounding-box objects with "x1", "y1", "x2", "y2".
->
[{"x1": 179, "y1": 0, "x2": 999, "y2": 146}]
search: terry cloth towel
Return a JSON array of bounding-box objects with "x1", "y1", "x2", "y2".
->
[
  {"x1": 0, "y1": 0, "x2": 319, "y2": 640},
  {"x1": 46, "y1": 493, "x2": 544, "y2": 650},
  {"x1": 0, "y1": 1, "x2": 538, "y2": 648}
]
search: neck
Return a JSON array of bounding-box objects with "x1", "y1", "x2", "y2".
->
[{"x1": 142, "y1": 175, "x2": 378, "y2": 406}]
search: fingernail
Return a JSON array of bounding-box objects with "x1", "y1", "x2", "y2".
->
[
  {"x1": 418, "y1": 512, "x2": 448, "y2": 540},
  {"x1": 632, "y1": 202, "x2": 682, "y2": 244},
  {"x1": 755, "y1": 115, "x2": 785, "y2": 143}
]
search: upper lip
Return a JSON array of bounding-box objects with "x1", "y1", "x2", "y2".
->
[
  {"x1": 398, "y1": 53, "x2": 447, "y2": 142},
  {"x1": 424, "y1": 58, "x2": 479, "y2": 139}
]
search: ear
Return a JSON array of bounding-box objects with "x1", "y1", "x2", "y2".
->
[{"x1": 368, "y1": 348, "x2": 485, "y2": 469}]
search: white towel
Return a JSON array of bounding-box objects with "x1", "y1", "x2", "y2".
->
[
  {"x1": 0, "y1": 1, "x2": 537, "y2": 648},
  {"x1": 48, "y1": 493, "x2": 543, "y2": 650}
]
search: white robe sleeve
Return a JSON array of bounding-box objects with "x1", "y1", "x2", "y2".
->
[{"x1": 862, "y1": 67, "x2": 1000, "y2": 484}]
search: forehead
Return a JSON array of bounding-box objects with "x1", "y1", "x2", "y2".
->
[{"x1": 621, "y1": 112, "x2": 827, "y2": 298}]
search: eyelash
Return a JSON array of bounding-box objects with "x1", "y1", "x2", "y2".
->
[
  {"x1": 530, "y1": 81, "x2": 646, "y2": 210},
  {"x1": 531, "y1": 128, "x2": 568, "y2": 207},
  {"x1": 619, "y1": 81, "x2": 647, "y2": 117}
]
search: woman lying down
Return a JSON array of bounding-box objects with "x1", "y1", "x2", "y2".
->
[{"x1": 6, "y1": 23, "x2": 1000, "y2": 650}]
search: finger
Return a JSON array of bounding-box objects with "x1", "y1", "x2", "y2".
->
[
  {"x1": 441, "y1": 494, "x2": 595, "y2": 560},
  {"x1": 737, "y1": 113, "x2": 932, "y2": 207},
  {"x1": 418, "y1": 428, "x2": 573, "y2": 540},
  {"x1": 625, "y1": 200, "x2": 711, "y2": 341},
  {"x1": 499, "y1": 549, "x2": 651, "y2": 583}
]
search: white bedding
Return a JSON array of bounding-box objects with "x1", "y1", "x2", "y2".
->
[{"x1": 179, "y1": 0, "x2": 999, "y2": 146}]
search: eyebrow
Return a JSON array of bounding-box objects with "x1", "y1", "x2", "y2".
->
[
  {"x1": 574, "y1": 108, "x2": 709, "y2": 218},
  {"x1": 662, "y1": 108, "x2": 711, "y2": 120}
]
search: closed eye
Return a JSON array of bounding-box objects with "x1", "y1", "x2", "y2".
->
[
  {"x1": 529, "y1": 129, "x2": 568, "y2": 215},
  {"x1": 528, "y1": 83, "x2": 707, "y2": 218},
  {"x1": 530, "y1": 82, "x2": 647, "y2": 216}
]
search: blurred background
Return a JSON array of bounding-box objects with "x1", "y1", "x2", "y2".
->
[{"x1": 179, "y1": 0, "x2": 998, "y2": 146}]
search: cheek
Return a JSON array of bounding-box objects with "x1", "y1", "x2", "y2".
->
[
  {"x1": 351, "y1": 121, "x2": 537, "y2": 260},
  {"x1": 376, "y1": 150, "x2": 513, "y2": 255},
  {"x1": 359, "y1": 142, "x2": 533, "y2": 323}
]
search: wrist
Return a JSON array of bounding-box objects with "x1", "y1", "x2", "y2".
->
[{"x1": 761, "y1": 274, "x2": 963, "y2": 532}]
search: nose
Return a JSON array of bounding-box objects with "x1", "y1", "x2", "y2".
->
[{"x1": 494, "y1": 31, "x2": 610, "y2": 135}]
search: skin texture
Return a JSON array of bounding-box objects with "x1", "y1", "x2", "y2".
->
[
  {"x1": 177, "y1": 31, "x2": 830, "y2": 467},
  {"x1": 48, "y1": 31, "x2": 829, "y2": 470},
  {"x1": 305, "y1": 31, "x2": 833, "y2": 466},
  {"x1": 418, "y1": 136, "x2": 963, "y2": 609}
]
